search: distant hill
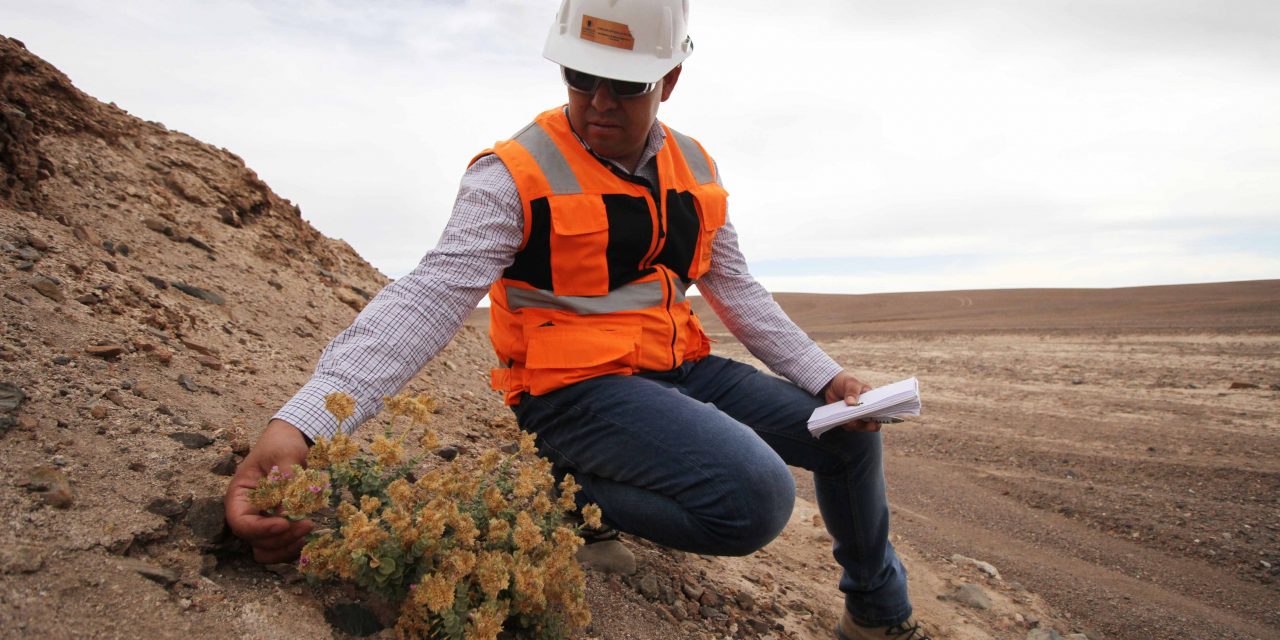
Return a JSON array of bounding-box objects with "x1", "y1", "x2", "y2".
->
[{"x1": 689, "y1": 280, "x2": 1280, "y2": 339}]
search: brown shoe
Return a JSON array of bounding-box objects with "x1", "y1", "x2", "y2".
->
[{"x1": 835, "y1": 610, "x2": 931, "y2": 640}]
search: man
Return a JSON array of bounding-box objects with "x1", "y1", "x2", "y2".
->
[{"x1": 225, "y1": 1, "x2": 926, "y2": 638}]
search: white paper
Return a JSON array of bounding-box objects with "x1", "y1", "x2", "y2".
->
[{"x1": 807, "y1": 377, "x2": 921, "y2": 438}]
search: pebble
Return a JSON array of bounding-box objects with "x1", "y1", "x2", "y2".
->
[
  {"x1": 25, "y1": 235, "x2": 49, "y2": 251},
  {"x1": 195, "y1": 354, "x2": 223, "y2": 371},
  {"x1": 52, "y1": 355, "x2": 72, "y2": 365},
  {"x1": 210, "y1": 452, "x2": 239, "y2": 476},
  {"x1": 90, "y1": 403, "x2": 108, "y2": 419},
  {"x1": 941, "y1": 583, "x2": 993, "y2": 610},
  {"x1": 433, "y1": 445, "x2": 459, "y2": 461},
  {"x1": 1027, "y1": 630, "x2": 1065, "y2": 640},
  {"x1": 169, "y1": 432, "x2": 213, "y2": 449},
  {"x1": 29, "y1": 275, "x2": 65, "y2": 302},
  {"x1": 25, "y1": 466, "x2": 74, "y2": 508},
  {"x1": 0, "y1": 544, "x2": 44, "y2": 574},
  {"x1": 146, "y1": 497, "x2": 187, "y2": 518},
  {"x1": 682, "y1": 582, "x2": 705, "y2": 601},
  {"x1": 575, "y1": 539, "x2": 636, "y2": 576},
  {"x1": 186, "y1": 496, "x2": 228, "y2": 543},
  {"x1": 103, "y1": 389, "x2": 126, "y2": 407},
  {"x1": 1229, "y1": 381, "x2": 1259, "y2": 390},
  {"x1": 144, "y1": 275, "x2": 168, "y2": 289},
  {"x1": 0, "y1": 383, "x2": 25, "y2": 413},
  {"x1": 178, "y1": 374, "x2": 209, "y2": 393},
  {"x1": 951, "y1": 553, "x2": 1002, "y2": 580},
  {"x1": 172, "y1": 282, "x2": 224, "y2": 305},
  {"x1": 637, "y1": 574, "x2": 661, "y2": 600},
  {"x1": 16, "y1": 245, "x2": 41, "y2": 261},
  {"x1": 85, "y1": 344, "x2": 126, "y2": 359}
]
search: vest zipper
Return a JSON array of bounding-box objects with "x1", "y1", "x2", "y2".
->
[{"x1": 660, "y1": 267, "x2": 678, "y2": 369}]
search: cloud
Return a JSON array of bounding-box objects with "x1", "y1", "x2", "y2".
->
[{"x1": 4, "y1": 0, "x2": 1277, "y2": 291}]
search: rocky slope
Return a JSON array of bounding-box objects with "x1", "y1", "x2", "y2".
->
[{"x1": 0, "y1": 35, "x2": 1090, "y2": 640}]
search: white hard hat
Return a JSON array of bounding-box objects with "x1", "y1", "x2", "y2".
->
[{"x1": 543, "y1": 0, "x2": 694, "y2": 83}]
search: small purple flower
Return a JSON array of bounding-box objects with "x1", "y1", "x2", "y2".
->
[
  {"x1": 308, "y1": 485, "x2": 322, "y2": 493},
  {"x1": 299, "y1": 555, "x2": 310, "y2": 567},
  {"x1": 408, "y1": 583, "x2": 417, "y2": 590}
]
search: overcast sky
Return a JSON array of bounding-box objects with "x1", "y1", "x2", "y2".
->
[{"x1": 5, "y1": 0, "x2": 1278, "y2": 294}]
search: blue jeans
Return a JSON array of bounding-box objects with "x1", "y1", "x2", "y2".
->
[{"x1": 512, "y1": 355, "x2": 912, "y2": 626}]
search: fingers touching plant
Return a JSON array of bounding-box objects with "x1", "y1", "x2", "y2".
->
[{"x1": 249, "y1": 392, "x2": 595, "y2": 639}]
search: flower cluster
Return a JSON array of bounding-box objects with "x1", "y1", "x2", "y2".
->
[{"x1": 250, "y1": 391, "x2": 593, "y2": 640}]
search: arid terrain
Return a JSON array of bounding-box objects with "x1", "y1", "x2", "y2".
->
[{"x1": 2, "y1": 34, "x2": 1277, "y2": 640}]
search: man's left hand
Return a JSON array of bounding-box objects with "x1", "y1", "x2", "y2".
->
[{"x1": 822, "y1": 370, "x2": 881, "y2": 432}]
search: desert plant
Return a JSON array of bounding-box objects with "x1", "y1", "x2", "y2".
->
[{"x1": 249, "y1": 392, "x2": 597, "y2": 640}]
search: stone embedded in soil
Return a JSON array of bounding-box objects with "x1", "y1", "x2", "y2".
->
[
  {"x1": 195, "y1": 354, "x2": 223, "y2": 371},
  {"x1": 25, "y1": 466, "x2": 74, "y2": 509},
  {"x1": 86, "y1": 344, "x2": 126, "y2": 359},
  {"x1": 172, "y1": 282, "x2": 224, "y2": 305},
  {"x1": 0, "y1": 544, "x2": 45, "y2": 574},
  {"x1": 576, "y1": 539, "x2": 637, "y2": 576},
  {"x1": 951, "y1": 553, "x2": 1002, "y2": 580},
  {"x1": 941, "y1": 583, "x2": 993, "y2": 610},
  {"x1": 1229, "y1": 381, "x2": 1260, "y2": 389},
  {"x1": 16, "y1": 245, "x2": 41, "y2": 261},
  {"x1": 178, "y1": 373, "x2": 213, "y2": 393},
  {"x1": 433, "y1": 445, "x2": 459, "y2": 461},
  {"x1": 637, "y1": 574, "x2": 661, "y2": 600},
  {"x1": 186, "y1": 497, "x2": 228, "y2": 543},
  {"x1": 179, "y1": 337, "x2": 216, "y2": 355},
  {"x1": 89, "y1": 403, "x2": 108, "y2": 419},
  {"x1": 143, "y1": 275, "x2": 168, "y2": 289},
  {"x1": 118, "y1": 558, "x2": 178, "y2": 587},
  {"x1": 0, "y1": 383, "x2": 25, "y2": 413},
  {"x1": 169, "y1": 432, "x2": 213, "y2": 449},
  {"x1": 210, "y1": 452, "x2": 239, "y2": 476},
  {"x1": 146, "y1": 497, "x2": 187, "y2": 518},
  {"x1": 1027, "y1": 629, "x2": 1065, "y2": 640},
  {"x1": 29, "y1": 275, "x2": 65, "y2": 302}
]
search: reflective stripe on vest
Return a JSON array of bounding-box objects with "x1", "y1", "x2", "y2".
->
[
  {"x1": 511, "y1": 122, "x2": 582, "y2": 195},
  {"x1": 668, "y1": 128, "x2": 714, "y2": 185},
  {"x1": 506, "y1": 278, "x2": 688, "y2": 315}
]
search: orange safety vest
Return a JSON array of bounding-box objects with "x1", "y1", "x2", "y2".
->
[{"x1": 477, "y1": 107, "x2": 728, "y2": 405}]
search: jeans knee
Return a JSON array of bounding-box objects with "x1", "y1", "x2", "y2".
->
[{"x1": 715, "y1": 465, "x2": 795, "y2": 555}]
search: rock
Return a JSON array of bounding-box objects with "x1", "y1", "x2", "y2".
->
[
  {"x1": 150, "y1": 348, "x2": 173, "y2": 365},
  {"x1": 941, "y1": 583, "x2": 992, "y2": 610},
  {"x1": 210, "y1": 452, "x2": 239, "y2": 476},
  {"x1": 16, "y1": 245, "x2": 41, "y2": 261},
  {"x1": 1027, "y1": 630, "x2": 1065, "y2": 640},
  {"x1": 146, "y1": 497, "x2": 187, "y2": 518},
  {"x1": 86, "y1": 344, "x2": 126, "y2": 359},
  {"x1": 0, "y1": 543, "x2": 45, "y2": 574},
  {"x1": 433, "y1": 445, "x2": 459, "y2": 461},
  {"x1": 25, "y1": 466, "x2": 73, "y2": 508},
  {"x1": 637, "y1": 574, "x2": 661, "y2": 601},
  {"x1": 682, "y1": 582, "x2": 705, "y2": 602},
  {"x1": 89, "y1": 403, "x2": 108, "y2": 419},
  {"x1": 75, "y1": 292, "x2": 101, "y2": 305},
  {"x1": 178, "y1": 374, "x2": 207, "y2": 393},
  {"x1": 323, "y1": 602, "x2": 385, "y2": 637},
  {"x1": 1070, "y1": 379, "x2": 1084, "y2": 385},
  {"x1": 172, "y1": 282, "x2": 224, "y2": 305},
  {"x1": 103, "y1": 389, "x2": 126, "y2": 407},
  {"x1": 186, "y1": 497, "x2": 228, "y2": 543},
  {"x1": 0, "y1": 383, "x2": 25, "y2": 413},
  {"x1": 178, "y1": 337, "x2": 216, "y2": 355},
  {"x1": 950, "y1": 553, "x2": 1002, "y2": 580},
  {"x1": 25, "y1": 235, "x2": 49, "y2": 251},
  {"x1": 186, "y1": 236, "x2": 213, "y2": 253},
  {"x1": 734, "y1": 590, "x2": 755, "y2": 610},
  {"x1": 264, "y1": 563, "x2": 305, "y2": 585},
  {"x1": 1229, "y1": 381, "x2": 1259, "y2": 390},
  {"x1": 169, "y1": 432, "x2": 213, "y2": 449},
  {"x1": 51, "y1": 355, "x2": 71, "y2": 366},
  {"x1": 16, "y1": 261, "x2": 33, "y2": 271},
  {"x1": 143, "y1": 275, "x2": 168, "y2": 289},
  {"x1": 118, "y1": 558, "x2": 178, "y2": 587},
  {"x1": 72, "y1": 225, "x2": 101, "y2": 247},
  {"x1": 29, "y1": 275, "x2": 65, "y2": 302},
  {"x1": 144, "y1": 218, "x2": 171, "y2": 235},
  {"x1": 195, "y1": 354, "x2": 223, "y2": 371},
  {"x1": 575, "y1": 539, "x2": 636, "y2": 576}
]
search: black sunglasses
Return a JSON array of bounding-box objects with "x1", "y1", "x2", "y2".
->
[{"x1": 561, "y1": 67, "x2": 658, "y2": 98}]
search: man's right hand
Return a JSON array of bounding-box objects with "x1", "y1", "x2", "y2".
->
[{"x1": 224, "y1": 419, "x2": 315, "y2": 563}]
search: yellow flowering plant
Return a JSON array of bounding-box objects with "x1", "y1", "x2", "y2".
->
[{"x1": 248, "y1": 391, "x2": 596, "y2": 640}]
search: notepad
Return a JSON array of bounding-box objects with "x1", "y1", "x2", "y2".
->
[{"x1": 807, "y1": 377, "x2": 921, "y2": 438}]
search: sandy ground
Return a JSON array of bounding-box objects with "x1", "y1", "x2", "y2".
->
[{"x1": 701, "y1": 283, "x2": 1280, "y2": 640}]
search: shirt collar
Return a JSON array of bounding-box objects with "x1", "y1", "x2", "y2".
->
[{"x1": 562, "y1": 107, "x2": 666, "y2": 175}]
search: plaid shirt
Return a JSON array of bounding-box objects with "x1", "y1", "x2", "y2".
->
[{"x1": 277, "y1": 117, "x2": 842, "y2": 439}]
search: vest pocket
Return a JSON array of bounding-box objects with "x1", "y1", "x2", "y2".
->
[
  {"x1": 549, "y1": 194, "x2": 611, "y2": 296},
  {"x1": 523, "y1": 324, "x2": 642, "y2": 395},
  {"x1": 688, "y1": 183, "x2": 728, "y2": 279}
]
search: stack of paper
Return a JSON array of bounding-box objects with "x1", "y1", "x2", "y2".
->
[{"x1": 807, "y1": 377, "x2": 921, "y2": 438}]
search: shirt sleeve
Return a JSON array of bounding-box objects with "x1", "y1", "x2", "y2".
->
[
  {"x1": 273, "y1": 154, "x2": 523, "y2": 439},
  {"x1": 695, "y1": 216, "x2": 843, "y2": 397}
]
